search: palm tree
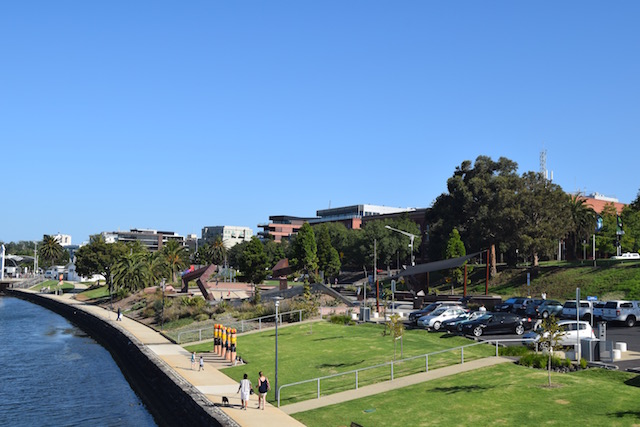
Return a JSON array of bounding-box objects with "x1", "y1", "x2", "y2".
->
[
  {"x1": 568, "y1": 195, "x2": 596, "y2": 260},
  {"x1": 210, "y1": 236, "x2": 227, "y2": 265},
  {"x1": 141, "y1": 251, "x2": 168, "y2": 288},
  {"x1": 162, "y1": 240, "x2": 188, "y2": 282},
  {"x1": 39, "y1": 235, "x2": 64, "y2": 269},
  {"x1": 113, "y1": 252, "x2": 148, "y2": 292}
]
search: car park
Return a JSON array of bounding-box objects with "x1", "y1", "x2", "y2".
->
[
  {"x1": 520, "y1": 298, "x2": 545, "y2": 315},
  {"x1": 602, "y1": 300, "x2": 640, "y2": 327},
  {"x1": 442, "y1": 311, "x2": 484, "y2": 333},
  {"x1": 561, "y1": 300, "x2": 594, "y2": 322},
  {"x1": 460, "y1": 312, "x2": 533, "y2": 337},
  {"x1": 593, "y1": 301, "x2": 607, "y2": 321},
  {"x1": 417, "y1": 307, "x2": 468, "y2": 330},
  {"x1": 525, "y1": 299, "x2": 564, "y2": 319},
  {"x1": 494, "y1": 297, "x2": 530, "y2": 313},
  {"x1": 408, "y1": 301, "x2": 462, "y2": 324},
  {"x1": 523, "y1": 320, "x2": 596, "y2": 348}
]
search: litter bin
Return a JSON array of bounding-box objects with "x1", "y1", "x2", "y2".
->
[{"x1": 359, "y1": 307, "x2": 371, "y2": 322}]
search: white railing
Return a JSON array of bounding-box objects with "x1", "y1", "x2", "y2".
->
[
  {"x1": 175, "y1": 309, "x2": 305, "y2": 343},
  {"x1": 277, "y1": 337, "x2": 536, "y2": 407}
]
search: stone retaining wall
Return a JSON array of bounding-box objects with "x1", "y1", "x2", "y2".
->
[{"x1": 7, "y1": 290, "x2": 238, "y2": 427}]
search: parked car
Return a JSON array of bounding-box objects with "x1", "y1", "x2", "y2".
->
[
  {"x1": 523, "y1": 320, "x2": 596, "y2": 348},
  {"x1": 442, "y1": 311, "x2": 484, "y2": 333},
  {"x1": 602, "y1": 300, "x2": 640, "y2": 327},
  {"x1": 494, "y1": 297, "x2": 534, "y2": 313},
  {"x1": 520, "y1": 298, "x2": 545, "y2": 315},
  {"x1": 460, "y1": 312, "x2": 533, "y2": 337},
  {"x1": 525, "y1": 299, "x2": 564, "y2": 319},
  {"x1": 592, "y1": 301, "x2": 607, "y2": 321},
  {"x1": 561, "y1": 300, "x2": 594, "y2": 321},
  {"x1": 611, "y1": 252, "x2": 640, "y2": 260},
  {"x1": 417, "y1": 307, "x2": 468, "y2": 331},
  {"x1": 408, "y1": 301, "x2": 462, "y2": 324}
]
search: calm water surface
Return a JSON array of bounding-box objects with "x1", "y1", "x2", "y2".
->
[{"x1": 0, "y1": 296, "x2": 157, "y2": 427}]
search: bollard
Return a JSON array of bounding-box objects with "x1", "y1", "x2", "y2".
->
[
  {"x1": 230, "y1": 328, "x2": 237, "y2": 364},
  {"x1": 221, "y1": 326, "x2": 227, "y2": 359},
  {"x1": 214, "y1": 324, "x2": 219, "y2": 355}
]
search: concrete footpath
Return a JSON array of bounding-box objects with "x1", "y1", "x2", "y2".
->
[
  {"x1": 281, "y1": 356, "x2": 512, "y2": 414},
  {"x1": 17, "y1": 289, "x2": 304, "y2": 427}
]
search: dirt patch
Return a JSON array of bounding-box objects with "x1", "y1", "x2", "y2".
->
[{"x1": 555, "y1": 399, "x2": 570, "y2": 404}]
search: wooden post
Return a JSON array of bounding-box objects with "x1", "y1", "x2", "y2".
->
[
  {"x1": 485, "y1": 249, "x2": 489, "y2": 295},
  {"x1": 463, "y1": 264, "x2": 467, "y2": 297}
]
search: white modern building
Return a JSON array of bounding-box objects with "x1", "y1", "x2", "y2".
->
[
  {"x1": 201, "y1": 226, "x2": 253, "y2": 248},
  {"x1": 100, "y1": 229, "x2": 186, "y2": 251}
]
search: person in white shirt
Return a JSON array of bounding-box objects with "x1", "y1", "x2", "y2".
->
[{"x1": 237, "y1": 373, "x2": 253, "y2": 410}]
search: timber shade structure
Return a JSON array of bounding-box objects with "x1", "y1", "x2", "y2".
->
[{"x1": 392, "y1": 251, "x2": 483, "y2": 278}]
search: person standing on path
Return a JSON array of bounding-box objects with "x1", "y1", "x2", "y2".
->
[
  {"x1": 237, "y1": 373, "x2": 253, "y2": 410},
  {"x1": 191, "y1": 352, "x2": 196, "y2": 370},
  {"x1": 199, "y1": 355, "x2": 204, "y2": 371},
  {"x1": 116, "y1": 307, "x2": 123, "y2": 321},
  {"x1": 257, "y1": 371, "x2": 270, "y2": 410}
]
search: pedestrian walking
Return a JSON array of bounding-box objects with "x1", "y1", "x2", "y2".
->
[
  {"x1": 541, "y1": 291, "x2": 547, "y2": 300},
  {"x1": 237, "y1": 373, "x2": 253, "y2": 410},
  {"x1": 478, "y1": 304, "x2": 487, "y2": 313},
  {"x1": 257, "y1": 371, "x2": 270, "y2": 410},
  {"x1": 117, "y1": 307, "x2": 123, "y2": 321},
  {"x1": 199, "y1": 355, "x2": 204, "y2": 371},
  {"x1": 191, "y1": 352, "x2": 196, "y2": 370}
]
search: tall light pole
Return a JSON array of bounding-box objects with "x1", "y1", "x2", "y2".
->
[
  {"x1": 274, "y1": 297, "x2": 282, "y2": 402},
  {"x1": 385, "y1": 225, "x2": 417, "y2": 266},
  {"x1": 0, "y1": 244, "x2": 5, "y2": 280}
]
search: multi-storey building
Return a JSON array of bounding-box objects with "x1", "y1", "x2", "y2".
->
[
  {"x1": 100, "y1": 229, "x2": 186, "y2": 251},
  {"x1": 201, "y1": 226, "x2": 253, "y2": 248}
]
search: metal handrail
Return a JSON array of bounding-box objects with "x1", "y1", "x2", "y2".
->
[
  {"x1": 175, "y1": 309, "x2": 305, "y2": 343},
  {"x1": 277, "y1": 337, "x2": 537, "y2": 407}
]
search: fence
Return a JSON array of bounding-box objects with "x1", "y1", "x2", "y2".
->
[
  {"x1": 174, "y1": 309, "x2": 305, "y2": 344},
  {"x1": 277, "y1": 338, "x2": 536, "y2": 407}
]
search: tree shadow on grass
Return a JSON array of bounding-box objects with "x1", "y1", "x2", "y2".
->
[
  {"x1": 430, "y1": 385, "x2": 493, "y2": 394},
  {"x1": 317, "y1": 360, "x2": 365, "y2": 369},
  {"x1": 607, "y1": 411, "x2": 640, "y2": 420},
  {"x1": 624, "y1": 375, "x2": 640, "y2": 388},
  {"x1": 312, "y1": 335, "x2": 344, "y2": 342}
]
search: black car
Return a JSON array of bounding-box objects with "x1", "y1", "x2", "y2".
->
[
  {"x1": 494, "y1": 297, "x2": 530, "y2": 313},
  {"x1": 460, "y1": 312, "x2": 533, "y2": 337}
]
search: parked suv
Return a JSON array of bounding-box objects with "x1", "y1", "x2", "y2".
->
[
  {"x1": 525, "y1": 299, "x2": 563, "y2": 319},
  {"x1": 408, "y1": 301, "x2": 462, "y2": 324},
  {"x1": 523, "y1": 320, "x2": 596, "y2": 348},
  {"x1": 561, "y1": 300, "x2": 594, "y2": 322},
  {"x1": 602, "y1": 300, "x2": 640, "y2": 327}
]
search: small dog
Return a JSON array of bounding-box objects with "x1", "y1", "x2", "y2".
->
[{"x1": 221, "y1": 396, "x2": 230, "y2": 407}]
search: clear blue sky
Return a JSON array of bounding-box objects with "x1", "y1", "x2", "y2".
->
[{"x1": 2, "y1": 1, "x2": 639, "y2": 244}]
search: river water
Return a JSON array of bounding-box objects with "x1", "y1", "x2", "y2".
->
[{"x1": 0, "y1": 296, "x2": 157, "y2": 427}]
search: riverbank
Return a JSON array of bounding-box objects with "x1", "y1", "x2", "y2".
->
[{"x1": 7, "y1": 289, "x2": 304, "y2": 427}]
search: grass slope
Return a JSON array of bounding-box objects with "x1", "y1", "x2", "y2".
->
[
  {"x1": 185, "y1": 322, "x2": 494, "y2": 405},
  {"x1": 293, "y1": 363, "x2": 640, "y2": 427}
]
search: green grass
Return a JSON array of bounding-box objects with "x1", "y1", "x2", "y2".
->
[
  {"x1": 76, "y1": 285, "x2": 110, "y2": 300},
  {"x1": 448, "y1": 260, "x2": 640, "y2": 300},
  {"x1": 293, "y1": 363, "x2": 640, "y2": 427},
  {"x1": 31, "y1": 280, "x2": 74, "y2": 292},
  {"x1": 184, "y1": 322, "x2": 494, "y2": 405}
]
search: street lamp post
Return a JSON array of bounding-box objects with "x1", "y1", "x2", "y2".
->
[
  {"x1": 274, "y1": 298, "x2": 282, "y2": 402},
  {"x1": 385, "y1": 225, "x2": 417, "y2": 266},
  {"x1": 161, "y1": 279, "x2": 166, "y2": 330}
]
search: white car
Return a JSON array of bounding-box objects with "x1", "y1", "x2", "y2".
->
[
  {"x1": 523, "y1": 320, "x2": 596, "y2": 348},
  {"x1": 417, "y1": 307, "x2": 468, "y2": 331},
  {"x1": 612, "y1": 252, "x2": 640, "y2": 260}
]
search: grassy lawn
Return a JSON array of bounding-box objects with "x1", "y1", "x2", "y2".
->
[
  {"x1": 185, "y1": 322, "x2": 494, "y2": 405},
  {"x1": 293, "y1": 363, "x2": 640, "y2": 427},
  {"x1": 31, "y1": 280, "x2": 74, "y2": 292},
  {"x1": 75, "y1": 285, "x2": 110, "y2": 300}
]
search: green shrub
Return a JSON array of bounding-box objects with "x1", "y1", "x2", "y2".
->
[
  {"x1": 329, "y1": 314, "x2": 355, "y2": 325},
  {"x1": 580, "y1": 358, "x2": 588, "y2": 369},
  {"x1": 499, "y1": 346, "x2": 532, "y2": 357},
  {"x1": 142, "y1": 307, "x2": 156, "y2": 318},
  {"x1": 195, "y1": 313, "x2": 209, "y2": 322}
]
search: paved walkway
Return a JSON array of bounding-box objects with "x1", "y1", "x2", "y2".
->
[
  {"x1": 19, "y1": 289, "x2": 304, "y2": 427},
  {"x1": 280, "y1": 356, "x2": 513, "y2": 414}
]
